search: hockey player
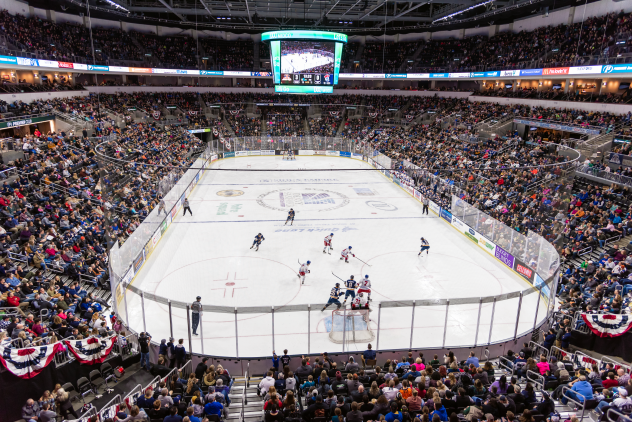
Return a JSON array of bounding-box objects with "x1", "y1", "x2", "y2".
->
[
  {"x1": 322, "y1": 283, "x2": 342, "y2": 312},
  {"x1": 250, "y1": 233, "x2": 265, "y2": 251},
  {"x1": 287, "y1": 150, "x2": 295, "y2": 160},
  {"x1": 340, "y1": 246, "x2": 355, "y2": 263},
  {"x1": 285, "y1": 208, "x2": 295, "y2": 226},
  {"x1": 357, "y1": 275, "x2": 372, "y2": 302},
  {"x1": 298, "y1": 261, "x2": 311, "y2": 284},
  {"x1": 351, "y1": 292, "x2": 369, "y2": 310},
  {"x1": 342, "y1": 275, "x2": 357, "y2": 305},
  {"x1": 418, "y1": 237, "x2": 430, "y2": 256},
  {"x1": 323, "y1": 233, "x2": 334, "y2": 254}
]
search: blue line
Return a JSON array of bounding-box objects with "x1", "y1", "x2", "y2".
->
[{"x1": 172, "y1": 216, "x2": 439, "y2": 224}]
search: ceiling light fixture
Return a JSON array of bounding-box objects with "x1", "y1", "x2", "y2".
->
[
  {"x1": 433, "y1": 0, "x2": 494, "y2": 24},
  {"x1": 103, "y1": 0, "x2": 129, "y2": 12}
]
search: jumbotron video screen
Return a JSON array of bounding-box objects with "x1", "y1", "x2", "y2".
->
[
  {"x1": 262, "y1": 30, "x2": 347, "y2": 94},
  {"x1": 280, "y1": 41, "x2": 335, "y2": 86}
]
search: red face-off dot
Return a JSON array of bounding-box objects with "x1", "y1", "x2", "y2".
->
[{"x1": 225, "y1": 282, "x2": 236, "y2": 286}]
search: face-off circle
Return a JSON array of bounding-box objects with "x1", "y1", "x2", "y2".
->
[{"x1": 256, "y1": 187, "x2": 350, "y2": 212}]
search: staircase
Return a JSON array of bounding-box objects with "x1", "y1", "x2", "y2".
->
[{"x1": 227, "y1": 375, "x2": 264, "y2": 422}]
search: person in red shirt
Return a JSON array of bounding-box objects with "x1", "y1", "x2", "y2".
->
[{"x1": 602, "y1": 372, "x2": 619, "y2": 390}]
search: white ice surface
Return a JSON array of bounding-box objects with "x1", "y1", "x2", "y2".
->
[
  {"x1": 281, "y1": 52, "x2": 334, "y2": 73},
  {"x1": 124, "y1": 156, "x2": 546, "y2": 357}
]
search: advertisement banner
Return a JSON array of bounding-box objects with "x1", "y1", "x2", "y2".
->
[
  {"x1": 413, "y1": 190, "x2": 421, "y2": 200},
  {"x1": 235, "y1": 151, "x2": 248, "y2": 157},
  {"x1": 520, "y1": 68, "x2": 543, "y2": 76},
  {"x1": 448, "y1": 72, "x2": 470, "y2": 78},
  {"x1": 440, "y1": 208, "x2": 452, "y2": 223},
  {"x1": 17, "y1": 57, "x2": 37, "y2": 66},
  {"x1": 224, "y1": 152, "x2": 236, "y2": 158},
  {"x1": 569, "y1": 65, "x2": 602, "y2": 75},
  {"x1": 352, "y1": 153, "x2": 363, "y2": 159},
  {"x1": 602, "y1": 64, "x2": 632, "y2": 74},
  {"x1": 271, "y1": 40, "x2": 281, "y2": 84},
  {"x1": 513, "y1": 118, "x2": 601, "y2": 135},
  {"x1": 132, "y1": 250, "x2": 145, "y2": 274},
  {"x1": 0, "y1": 114, "x2": 55, "y2": 129},
  {"x1": 609, "y1": 152, "x2": 632, "y2": 168},
  {"x1": 109, "y1": 66, "x2": 130, "y2": 72},
  {"x1": 326, "y1": 150, "x2": 339, "y2": 156},
  {"x1": 200, "y1": 70, "x2": 223, "y2": 75},
  {"x1": 534, "y1": 273, "x2": 550, "y2": 303},
  {"x1": 248, "y1": 150, "x2": 261, "y2": 155},
  {"x1": 315, "y1": 150, "x2": 326, "y2": 155},
  {"x1": 334, "y1": 42, "x2": 343, "y2": 85},
  {"x1": 339, "y1": 151, "x2": 351, "y2": 157},
  {"x1": 0, "y1": 55, "x2": 18, "y2": 65},
  {"x1": 261, "y1": 150, "x2": 275, "y2": 155},
  {"x1": 224, "y1": 71, "x2": 252, "y2": 76},
  {"x1": 299, "y1": 150, "x2": 314, "y2": 156},
  {"x1": 495, "y1": 245, "x2": 515, "y2": 269},
  {"x1": 386, "y1": 74, "x2": 407, "y2": 78},
  {"x1": 211, "y1": 154, "x2": 218, "y2": 162},
  {"x1": 88, "y1": 64, "x2": 110, "y2": 71},
  {"x1": 37, "y1": 60, "x2": 59, "y2": 68},
  {"x1": 543, "y1": 67, "x2": 569, "y2": 75},
  {"x1": 58, "y1": 62, "x2": 74, "y2": 69},
  {"x1": 430, "y1": 73, "x2": 448, "y2": 78},
  {"x1": 501, "y1": 70, "x2": 521, "y2": 77},
  {"x1": 514, "y1": 258, "x2": 535, "y2": 283},
  {"x1": 261, "y1": 30, "x2": 348, "y2": 43},
  {"x1": 429, "y1": 201, "x2": 440, "y2": 215},
  {"x1": 130, "y1": 67, "x2": 152, "y2": 73},
  {"x1": 407, "y1": 73, "x2": 430, "y2": 78},
  {"x1": 475, "y1": 232, "x2": 496, "y2": 256},
  {"x1": 160, "y1": 220, "x2": 168, "y2": 236},
  {"x1": 275, "y1": 85, "x2": 333, "y2": 94}
]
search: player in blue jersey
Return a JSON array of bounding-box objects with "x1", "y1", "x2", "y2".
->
[
  {"x1": 321, "y1": 283, "x2": 342, "y2": 312},
  {"x1": 285, "y1": 208, "x2": 295, "y2": 226},
  {"x1": 418, "y1": 237, "x2": 430, "y2": 256},
  {"x1": 250, "y1": 233, "x2": 265, "y2": 251},
  {"x1": 342, "y1": 275, "x2": 357, "y2": 305}
]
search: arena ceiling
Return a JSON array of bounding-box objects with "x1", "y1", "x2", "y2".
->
[{"x1": 46, "y1": 0, "x2": 597, "y2": 33}]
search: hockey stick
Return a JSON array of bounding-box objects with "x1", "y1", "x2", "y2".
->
[
  {"x1": 354, "y1": 256, "x2": 372, "y2": 267},
  {"x1": 331, "y1": 272, "x2": 345, "y2": 283}
]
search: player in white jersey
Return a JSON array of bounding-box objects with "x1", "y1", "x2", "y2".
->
[
  {"x1": 340, "y1": 246, "x2": 355, "y2": 263},
  {"x1": 357, "y1": 275, "x2": 372, "y2": 301},
  {"x1": 351, "y1": 292, "x2": 369, "y2": 310},
  {"x1": 323, "y1": 233, "x2": 334, "y2": 254},
  {"x1": 298, "y1": 261, "x2": 311, "y2": 284}
]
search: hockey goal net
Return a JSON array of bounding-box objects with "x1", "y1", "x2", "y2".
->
[
  {"x1": 282, "y1": 150, "x2": 296, "y2": 160},
  {"x1": 329, "y1": 309, "x2": 375, "y2": 344}
]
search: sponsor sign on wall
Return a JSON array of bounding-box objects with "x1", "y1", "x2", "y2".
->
[
  {"x1": 315, "y1": 150, "x2": 326, "y2": 155},
  {"x1": 514, "y1": 258, "x2": 535, "y2": 282},
  {"x1": 440, "y1": 208, "x2": 452, "y2": 223},
  {"x1": 326, "y1": 150, "x2": 340, "y2": 156},
  {"x1": 495, "y1": 245, "x2": 515, "y2": 269},
  {"x1": 339, "y1": 151, "x2": 351, "y2": 157},
  {"x1": 224, "y1": 152, "x2": 235, "y2": 158},
  {"x1": 261, "y1": 150, "x2": 275, "y2": 155},
  {"x1": 248, "y1": 150, "x2": 261, "y2": 155},
  {"x1": 299, "y1": 150, "x2": 314, "y2": 155},
  {"x1": 235, "y1": 151, "x2": 248, "y2": 157},
  {"x1": 429, "y1": 200, "x2": 440, "y2": 215}
]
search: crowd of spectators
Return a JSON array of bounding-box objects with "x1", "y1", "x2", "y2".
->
[
  {"x1": 476, "y1": 88, "x2": 632, "y2": 104},
  {"x1": 201, "y1": 39, "x2": 254, "y2": 71},
  {"x1": 309, "y1": 115, "x2": 341, "y2": 137},
  {"x1": 265, "y1": 108, "x2": 306, "y2": 137},
  {"x1": 226, "y1": 112, "x2": 262, "y2": 137},
  {"x1": 132, "y1": 33, "x2": 199, "y2": 69}
]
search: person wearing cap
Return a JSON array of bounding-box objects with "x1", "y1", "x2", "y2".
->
[
  {"x1": 191, "y1": 296, "x2": 202, "y2": 336},
  {"x1": 561, "y1": 375, "x2": 593, "y2": 405},
  {"x1": 594, "y1": 388, "x2": 632, "y2": 415}
]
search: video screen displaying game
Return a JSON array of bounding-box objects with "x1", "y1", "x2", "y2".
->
[{"x1": 280, "y1": 41, "x2": 335, "y2": 86}]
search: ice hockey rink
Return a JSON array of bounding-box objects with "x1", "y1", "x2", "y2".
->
[
  {"x1": 124, "y1": 155, "x2": 547, "y2": 357},
  {"x1": 281, "y1": 52, "x2": 334, "y2": 73}
]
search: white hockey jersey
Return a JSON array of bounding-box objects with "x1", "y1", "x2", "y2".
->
[
  {"x1": 299, "y1": 263, "x2": 309, "y2": 274},
  {"x1": 324, "y1": 234, "x2": 333, "y2": 244},
  {"x1": 352, "y1": 295, "x2": 368, "y2": 308},
  {"x1": 359, "y1": 278, "x2": 371, "y2": 290}
]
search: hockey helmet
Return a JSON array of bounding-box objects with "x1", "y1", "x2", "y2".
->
[
  {"x1": 306, "y1": 261, "x2": 311, "y2": 264},
  {"x1": 348, "y1": 246, "x2": 352, "y2": 249},
  {"x1": 365, "y1": 275, "x2": 369, "y2": 278},
  {"x1": 350, "y1": 275, "x2": 354, "y2": 279}
]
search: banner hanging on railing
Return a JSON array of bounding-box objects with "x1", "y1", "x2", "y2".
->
[
  {"x1": 581, "y1": 314, "x2": 632, "y2": 337},
  {"x1": 64, "y1": 336, "x2": 117, "y2": 364},
  {"x1": 0, "y1": 342, "x2": 65, "y2": 379},
  {"x1": 152, "y1": 111, "x2": 160, "y2": 120}
]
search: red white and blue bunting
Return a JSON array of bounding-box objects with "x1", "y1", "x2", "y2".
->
[
  {"x1": 152, "y1": 111, "x2": 161, "y2": 120},
  {"x1": 330, "y1": 111, "x2": 340, "y2": 117},
  {"x1": 0, "y1": 342, "x2": 65, "y2": 379},
  {"x1": 230, "y1": 110, "x2": 240, "y2": 115},
  {"x1": 64, "y1": 336, "x2": 117, "y2": 365},
  {"x1": 581, "y1": 314, "x2": 632, "y2": 338},
  {"x1": 188, "y1": 111, "x2": 199, "y2": 116}
]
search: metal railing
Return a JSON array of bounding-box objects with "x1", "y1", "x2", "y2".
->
[
  {"x1": 98, "y1": 394, "x2": 123, "y2": 420},
  {"x1": 63, "y1": 404, "x2": 97, "y2": 422},
  {"x1": 498, "y1": 356, "x2": 515, "y2": 377},
  {"x1": 607, "y1": 408, "x2": 632, "y2": 422},
  {"x1": 561, "y1": 386, "x2": 588, "y2": 421},
  {"x1": 573, "y1": 350, "x2": 600, "y2": 370},
  {"x1": 576, "y1": 164, "x2": 632, "y2": 187},
  {"x1": 549, "y1": 346, "x2": 573, "y2": 366},
  {"x1": 529, "y1": 341, "x2": 550, "y2": 360},
  {"x1": 526, "y1": 370, "x2": 545, "y2": 390},
  {"x1": 600, "y1": 356, "x2": 631, "y2": 376}
]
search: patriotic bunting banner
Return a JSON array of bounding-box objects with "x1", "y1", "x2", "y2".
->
[
  {"x1": 152, "y1": 111, "x2": 161, "y2": 120},
  {"x1": 581, "y1": 314, "x2": 632, "y2": 337},
  {"x1": 225, "y1": 142, "x2": 231, "y2": 150},
  {"x1": 0, "y1": 342, "x2": 65, "y2": 379},
  {"x1": 64, "y1": 336, "x2": 116, "y2": 364},
  {"x1": 330, "y1": 111, "x2": 340, "y2": 117},
  {"x1": 230, "y1": 110, "x2": 240, "y2": 115},
  {"x1": 188, "y1": 111, "x2": 198, "y2": 116},
  {"x1": 369, "y1": 113, "x2": 378, "y2": 118},
  {"x1": 212, "y1": 128, "x2": 219, "y2": 137},
  {"x1": 406, "y1": 115, "x2": 415, "y2": 122}
]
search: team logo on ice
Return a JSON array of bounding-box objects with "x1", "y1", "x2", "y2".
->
[
  {"x1": 217, "y1": 190, "x2": 245, "y2": 197},
  {"x1": 257, "y1": 188, "x2": 349, "y2": 212},
  {"x1": 365, "y1": 200, "x2": 397, "y2": 211}
]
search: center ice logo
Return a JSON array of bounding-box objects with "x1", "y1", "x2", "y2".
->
[{"x1": 258, "y1": 188, "x2": 350, "y2": 212}]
